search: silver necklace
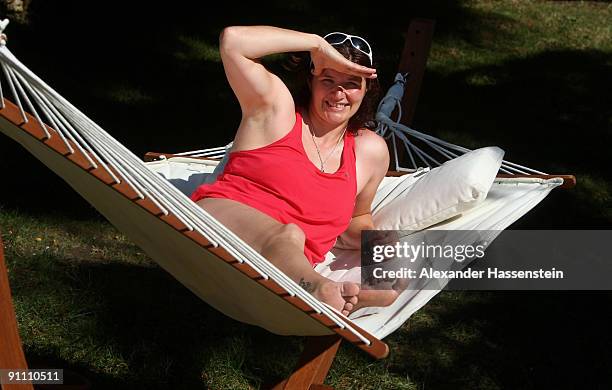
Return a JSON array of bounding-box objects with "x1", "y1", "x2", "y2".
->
[{"x1": 309, "y1": 126, "x2": 347, "y2": 173}]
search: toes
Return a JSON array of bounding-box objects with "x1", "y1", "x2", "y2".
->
[
  {"x1": 315, "y1": 281, "x2": 361, "y2": 316},
  {"x1": 340, "y1": 282, "x2": 360, "y2": 297}
]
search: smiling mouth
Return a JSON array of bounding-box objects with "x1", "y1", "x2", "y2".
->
[{"x1": 325, "y1": 101, "x2": 349, "y2": 111}]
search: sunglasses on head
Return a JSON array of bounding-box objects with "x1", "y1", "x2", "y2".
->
[{"x1": 323, "y1": 32, "x2": 373, "y2": 66}]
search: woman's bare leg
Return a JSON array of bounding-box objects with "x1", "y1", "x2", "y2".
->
[{"x1": 196, "y1": 198, "x2": 359, "y2": 315}]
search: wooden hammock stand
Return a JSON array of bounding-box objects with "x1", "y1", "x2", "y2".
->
[{"x1": 0, "y1": 19, "x2": 575, "y2": 390}]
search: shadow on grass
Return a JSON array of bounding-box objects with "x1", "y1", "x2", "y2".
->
[
  {"x1": 414, "y1": 48, "x2": 611, "y2": 228},
  {"x1": 10, "y1": 253, "x2": 304, "y2": 389},
  {"x1": 12, "y1": 244, "x2": 612, "y2": 389},
  {"x1": 387, "y1": 291, "x2": 612, "y2": 389},
  {"x1": 27, "y1": 352, "x2": 120, "y2": 390}
]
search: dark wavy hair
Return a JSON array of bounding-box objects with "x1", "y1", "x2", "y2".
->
[{"x1": 284, "y1": 38, "x2": 380, "y2": 135}]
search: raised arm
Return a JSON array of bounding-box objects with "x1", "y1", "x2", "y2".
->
[
  {"x1": 219, "y1": 26, "x2": 318, "y2": 115},
  {"x1": 219, "y1": 26, "x2": 377, "y2": 116}
]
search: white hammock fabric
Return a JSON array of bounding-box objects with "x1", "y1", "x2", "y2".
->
[
  {"x1": 0, "y1": 33, "x2": 561, "y2": 346},
  {"x1": 321, "y1": 176, "x2": 562, "y2": 338},
  {"x1": 146, "y1": 156, "x2": 561, "y2": 339}
]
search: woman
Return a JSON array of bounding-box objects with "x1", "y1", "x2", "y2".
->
[{"x1": 191, "y1": 26, "x2": 398, "y2": 316}]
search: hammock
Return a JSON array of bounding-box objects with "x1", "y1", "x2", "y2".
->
[
  {"x1": 0, "y1": 18, "x2": 574, "y2": 388},
  {"x1": 142, "y1": 147, "x2": 565, "y2": 338}
]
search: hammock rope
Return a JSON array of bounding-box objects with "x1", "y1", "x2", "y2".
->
[
  {"x1": 374, "y1": 72, "x2": 547, "y2": 175},
  {"x1": 0, "y1": 26, "x2": 372, "y2": 345}
]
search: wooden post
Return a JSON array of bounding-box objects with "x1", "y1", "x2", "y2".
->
[
  {"x1": 270, "y1": 335, "x2": 342, "y2": 390},
  {"x1": 0, "y1": 232, "x2": 34, "y2": 390},
  {"x1": 390, "y1": 19, "x2": 436, "y2": 169},
  {"x1": 397, "y1": 18, "x2": 436, "y2": 127}
]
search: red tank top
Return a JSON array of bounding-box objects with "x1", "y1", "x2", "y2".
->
[{"x1": 190, "y1": 111, "x2": 357, "y2": 265}]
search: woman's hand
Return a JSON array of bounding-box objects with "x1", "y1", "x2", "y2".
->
[{"x1": 310, "y1": 37, "x2": 377, "y2": 79}]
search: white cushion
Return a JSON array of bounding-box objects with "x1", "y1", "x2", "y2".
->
[
  {"x1": 146, "y1": 157, "x2": 217, "y2": 196},
  {"x1": 372, "y1": 146, "x2": 504, "y2": 231}
]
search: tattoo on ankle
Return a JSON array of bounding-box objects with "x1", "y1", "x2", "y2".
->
[{"x1": 299, "y1": 277, "x2": 314, "y2": 293}]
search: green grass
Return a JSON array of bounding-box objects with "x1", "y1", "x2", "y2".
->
[
  {"x1": 1, "y1": 0, "x2": 611, "y2": 389},
  {"x1": 4, "y1": 209, "x2": 612, "y2": 389},
  {"x1": 427, "y1": 1, "x2": 612, "y2": 74},
  {"x1": 101, "y1": 85, "x2": 154, "y2": 105},
  {"x1": 174, "y1": 35, "x2": 222, "y2": 63}
]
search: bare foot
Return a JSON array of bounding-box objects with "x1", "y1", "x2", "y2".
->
[
  {"x1": 351, "y1": 289, "x2": 399, "y2": 313},
  {"x1": 310, "y1": 280, "x2": 360, "y2": 316}
]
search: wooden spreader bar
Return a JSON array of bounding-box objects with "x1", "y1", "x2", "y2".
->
[{"x1": 496, "y1": 174, "x2": 576, "y2": 189}]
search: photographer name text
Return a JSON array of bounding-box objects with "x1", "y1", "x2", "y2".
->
[{"x1": 373, "y1": 267, "x2": 564, "y2": 280}]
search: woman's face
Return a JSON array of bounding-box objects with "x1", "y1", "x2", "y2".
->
[{"x1": 309, "y1": 68, "x2": 367, "y2": 126}]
